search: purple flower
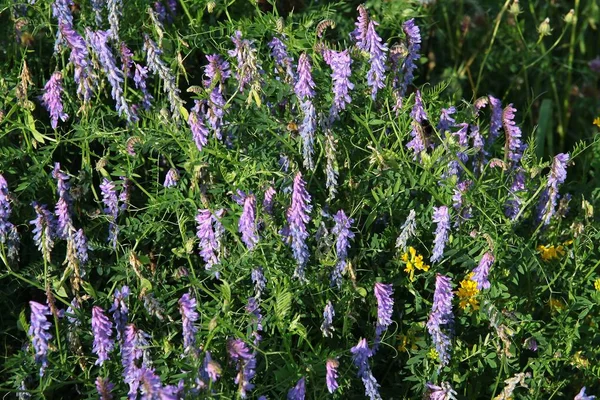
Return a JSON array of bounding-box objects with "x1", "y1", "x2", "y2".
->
[
  {"x1": 60, "y1": 22, "x2": 94, "y2": 104},
  {"x1": 427, "y1": 274, "x2": 454, "y2": 367},
  {"x1": 119, "y1": 177, "x2": 131, "y2": 211},
  {"x1": 96, "y1": 377, "x2": 115, "y2": 400},
  {"x1": 394, "y1": 19, "x2": 421, "y2": 110},
  {"x1": 51, "y1": 0, "x2": 74, "y2": 52},
  {"x1": 121, "y1": 324, "x2": 150, "y2": 397},
  {"x1": 263, "y1": 187, "x2": 276, "y2": 215},
  {"x1": 120, "y1": 43, "x2": 134, "y2": 76},
  {"x1": 502, "y1": 104, "x2": 524, "y2": 165},
  {"x1": 295, "y1": 53, "x2": 317, "y2": 169},
  {"x1": 52, "y1": 163, "x2": 73, "y2": 239},
  {"x1": 326, "y1": 358, "x2": 339, "y2": 393},
  {"x1": 31, "y1": 202, "x2": 56, "y2": 263},
  {"x1": 407, "y1": 121, "x2": 430, "y2": 160},
  {"x1": 325, "y1": 129, "x2": 338, "y2": 199},
  {"x1": 286, "y1": 172, "x2": 312, "y2": 280},
  {"x1": 202, "y1": 351, "x2": 222, "y2": 384},
  {"x1": 351, "y1": 338, "x2": 382, "y2": 400},
  {"x1": 489, "y1": 95, "x2": 503, "y2": 143},
  {"x1": 252, "y1": 267, "x2": 267, "y2": 297},
  {"x1": 107, "y1": 0, "x2": 122, "y2": 41},
  {"x1": 537, "y1": 153, "x2": 569, "y2": 225},
  {"x1": 471, "y1": 252, "x2": 494, "y2": 290},
  {"x1": 154, "y1": 1, "x2": 167, "y2": 21},
  {"x1": 589, "y1": 57, "x2": 600, "y2": 73},
  {"x1": 331, "y1": 210, "x2": 355, "y2": 288},
  {"x1": 437, "y1": 107, "x2": 456, "y2": 134},
  {"x1": 0, "y1": 175, "x2": 17, "y2": 256},
  {"x1": 431, "y1": 206, "x2": 450, "y2": 263},
  {"x1": 134, "y1": 63, "x2": 153, "y2": 110},
  {"x1": 42, "y1": 72, "x2": 68, "y2": 129},
  {"x1": 227, "y1": 339, "x2": 256, "y2": 398},
  {"x1": 246, "y1": 297, "x2": 263, "y2": 339},
  {"x1": 351, "y1": 5, "x2": 369, "y2": 48},
  {"x1": 410, "y1": 90, "x2": 427, "y2": 123},
  {"x1": 179, "y1": 292, "x2": 199, "y2": 355},
  {"x1": 143, "y1": 34, "x2": 184, "y2": 120},
  {"x1": 269, "y1": 36, "x2": 294, "y2": 82},
  {"x1": 361, "y1": 13, "x2": 388, "y2": 99},
  {"x1": 109, "y1": 286, "x2": 129, "y2": 341},
  {"x1": 323, "y1": 49, "x2": 354, "y2": 121},
  {"x1": 91, "y1": 306, "x2": 114, "y2": 366},
  {"x1": 87, "y1": 29, "x2": 136, "y2": 123},
  {"x1": 239, "y1": 194, "x2": 259, "y2": 250},
  {"x1": 188, "y1": 101, "x2": 209, "y2": 151},
  {"x1": 287, "y1": 377, "x2": 306, "y2": 400},
  {"x1": 228, "y1": 31, "x2": 262, "y2": 94},
  {"x1": 575, "y1": 388, "x2": 596, "y2": 400},
  {"x1": 395, "y1": 209, "x2": 417, "y2": 252},
  {"x1": 204, "y1": 54, "x2": 230, "y2": 138},
  {"x1": 163, "y1": 168, "x2": 179, "y2": 188},
  {"x1": 91, "y1": 0, "x2": 103, "y2": 26},
  {"x1": 100, "y1": 178, "x2": 120, "y2": 248},
  {"x1": 374, "y1": 283, "x2": 394, "y2": 337},
  {"x1": 426, "y1": 382, "x2": 457, "y2": 400},
  {"x1": 29, "y1": 301, "x2": 52, "y2": 377},
  {"x1": 452, "y1": 180, "x2": 472, "y2": 210},
  {"x1": 320, "y1": 301, "x2": 335, "y2": 337},
  {"x1": 138, "y1": 367, "x2": 173, "y2": 399},
  {"x1": 196, "y1": 208, "x2": 225, "y2": 274}
]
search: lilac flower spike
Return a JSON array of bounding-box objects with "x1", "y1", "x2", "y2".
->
[
  {"x1": 87, "y1": 29, "x2": 136, "y2": 123},
  {"x1": 394, "y1": 19, "x2": 421, "y2": 110},
  {"x1": 286, "y1": 172, "x2": 312, "y2": 280},
  {"x1": 0, "y1": 175, "x2": 18, "y2": 256},
  {"x1": 437, "y1": 107, "x2": 456, "y2": 134},
  {"x1": 502, "y1": 104, "x2": 524, "y2": 165},
  {"x1": 31, "y1": 202, "x2": 56, "y2": 263},
  {"x1": 163, "y1": 168, "x2": 179, "y2": 188},
  {"x1": 51, "y1": 0, "x2": 74, "y2": 52},
  {"x1": 287, "y1": 377, "x2": 306, "y2": 400},
  {"x1": 323, "y1": 49, "x2": 354, "y2": 121},
  {"x1": 411, "y1": 90, "x2": 427, "y2": 123},
  {"x1": 188, "y1": 100, "x2": 210, "y2": 151},
  {"x1": 107, "y1": 0, "x2": 122, "y2": 41},
  {"x1": 100, "y1": 178, "x2": 120, "y2": 248},
  {"x1": 91, "y1": 306, "x2": 115, "y2": 366},
  {"x1": 196, "y1": 208, "x2": 225, "y2": 274},
  {"x1": 60, "y1": 22, "x2": 94, "y2": 104},
  {"x1": 331, "y1": 209, "x2": 355, "y2": 288},
  {"x1": 351, "y1": 338, "x2": 382, "y2": 400},
  {"x1": 228, "y1": 31, "x2": 262, "y2": 94},
  {"x1": 179, "y1": 292, "x2": 199, "y2": 355},
  {"x1": 427, "y1": 274, "x2": 454, "y2": 367},
  {"x1": 134, "y1": 63, "x2": 153, "y2": 110},
  {"x1": 471, "y1": 252, "x2": 494, "y2": 290},
  {"x1": 109, "y1": 286, "x2": 129, "y2": 341},
  {"x1": 321, "y1": 301, "x2": 335, "y2": 337},
  {"x1": 538, "y1": 153, "x2": 569, "y2": 225},
  {"x1": 239, "y1": 194, "x2": 259, "y2": 250},
  {"x1": 252, "y1": 267, "x2": 267, "y2": 297},
  {"x1": 143, "y1": 34, "x2": 184, "y2": 120},
  {"x1": 96, "y1": 377, "x2": 115, "y2": 400},
  {"x1": 431, "y1": 206, "x2": 450, "y2": 263},
  {"x1": 326, "y1": 358, "x2": 340, "y2": 393},
  {"x1": 374, "y1": 283, "x2": 394, "y2": 337},
  {"x1": 427, "y1": 382, "x2": 458, "y2": 400},
  {"x1": 204, "y1": 54, "x2": 230, "y2": 139},
  {"x1": 122, "y1": 324, "x2": 150, "y2": 397},
  {"x1": 29, "y1": 301, "x2": 52, "y2": 377},
  {"x1": 352, "y1": 7, "x2": 388, "y2": 99},
  {"x1": 295, "y1": 53, "x2": 317, "y2": 170},
  {"x1": 42, "y1": 72, "x2": 68, "y2": 129},
  {"x1": 395, "y1": 209, "x2": 416, "y2": 252},
  {"x1": 351, "y1": 5, "x2": 369, "y2": 48},
  {"x1": 263, "y1": 187, "x2": 276, "y2": 215},
  {"x1": 269, "y1": 36, "x2": 294, "y2": 82},
  {"x1": 52, "y1": 163, "x2": 73, "y2": 239},
  {"x1": 489, "y1": 96, "x2": 503, "y2": 142},
  {"x1": 227, "y1": 339, "x2": 256, "y2": 398},
  {"x1": 575, "y1": 387, "x2": 596, "y2": 400}
]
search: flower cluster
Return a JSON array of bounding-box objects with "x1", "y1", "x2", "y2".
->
[
  {"x1": 179, "y1": 292, "x2": 199, "y2": 355},
  {"x1": 29, "y1": 301, "x2": 52, "y2": 377},
  {"x1": 330, "y1": 209, "x2": 354, "y2": 288},
  {"x1": 431, "y1": 206, "x2": 450, "y2": 263},
  {"x1": 239, "y1": 194, "x2": 259, "y2": 250},
  {"x1": 42, "y1": 72, "x2": 68, "y2": 129},
  {"x1": 196, "y1": 208, "x2": 225, "y2": 275},
  {"x1": 401, "y1": 246, "x2": 430, "y2": 281},
  {"x1": 285, "y1": 173, "x2": 312, "y2": 281},
  {"x1": 456, "y1": 274, "x2": 480, "y2": 310},
  {"x1": 351, "y1": 338, "x2": 381, "y2": 400},
  {"x1": 427, "y1": 274, "x2": 454, "y2": 367},
  {"x1": 91, "y1": 306, "x2": 114, "y2": 366}
]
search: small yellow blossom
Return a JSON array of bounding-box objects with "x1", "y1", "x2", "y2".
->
[
  {"x1": 548, "y1": 298, "x2": 565, "y2": 312},
  {"x1": 594, "y1": 117, "x2": 600, "y2": 128},
  {"x1": 427, "y1": 348, "x2": 438, "y2": 361},
  {"x1": 570, "y1": 351, "x2": 590, "y2": 369},
  {"x1": 594, "y1": 278, "x2": 600, "y2": 291},
  {"x1": 401, "y1": 247, "x2": 430, "y2": 281},
  {"x1": 456, "y1": 274, "x2": 480, "y2": 310},
  {"x1": 537, "y1": 244, "x2": 565, "y2": 261}
]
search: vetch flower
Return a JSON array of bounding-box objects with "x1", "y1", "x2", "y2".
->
[
  {"x1": 0, "y1": 174, "x2": 18, "y2": 257},
  {"x1": 410, "y1": 90, "x2": 427, "y2": 123},
  {"x1": 471, "y1": 252, "x2": 494, "y2": 290},
  {"x1": 251, "y1": 267, "x2": 267, "y2": 298},
  {"x1": 201, "y1": 351, "x2": 222, "y2": 384},
  {"x1": 394, "y1": 19, "x2": 421, "y2": 110},
  {"x1": 286, "y1": 172, "x2": 312, "y2": 280},
  {"x1": 120, "y1": 43, "x2": 134, "y2": 76},
  {"x1": 427, "y1": 274, "x2": 454, "y2": 367},
  {"x1": 354, "y1": 7, "x2": 388, "y2": 99},
  {"x1": 107, "y1": 0, "x2": 122, "y2": 41},
  {"x1": 163, "y1": 168, "x2": 179, "y2": 188},
  {"x1": 295, "y1": 53, "x2": 317, "y2": 170},
  {"x1": 269, "y1": 36, "x2": 294, "y2": 82},
  {"x1": 325, "y1": 129, "x2": 339, "y2": 199},
  {"x1": 29, "y1": 301, "x2": 52, "y2": 377},
  {"x1": 143, "y1": 34, "x2": 184, "y2": 120},
  {"x1": 502, "y1": 104, "x2": 524, "y2": 165},
  {"x1": 426, "y1": 382, "x2": 457, "y2": 400},
  {"x1": 100, "y1": 178, "x2": 120, "y2": 248},
  {"x1": 246, "y1": 297, "x2": 263, "y2": 344},
  {"x1": 323, "y1": 49, "x2": 354, "y2": 121},
  {"x1": 287, "y1": 377, "x2": 306, "y2": 400},
  {"x1": 331, "y1": 209, "x2": 354, "y2": 288},
  {"x1": 320, "y1": 301, "x2": 335, "y2": 337},
  {"x1": 351, "y1": 338, "x2": 382, "y2": 400},
  {"x1": 263, "y1": 187, "x2": 276, "y2": 215},
  {"x1": 239, "y1": 194, "x2": 259, "y2": 250},
  {"x1": 431, "y1": 206, "x2": 450, "y2": 263},
  {"x1": 52, "y1": 163, "x2": 73, "y2": 239},
  {"x1": 134, "y1": 63, "x2": 153, "y2": 110},
  {"x1": 196, "y1": 208, "x2": 225, "y2": 274},
  {"x1": 228, "y1": 31, "x2": 262, "y2": 101},
  {"x1": 179, "y1": 292, "x2": 199, "y2": 355},
  {"x1": 42, "y1": 72, "x2": 68, "y2": 129},
  {"x1": 96, "y1": 377, "x2": 115, "y2": 400},
  {"x1": 91, "y1": 306, "x2": 114, "y2": 366},
  {"x1": 227, "y1": 339, "x2": 256, "y2": 398},
  {"x1": 121, "y1": 323, "x2": 150, "y2": 397},
  {"x1": 395, "y1": 210, "x2": 416, "y2": 252},
  {"x1": 30, "y1": 202, "x2": 56, "y2": 263},
  {"x1": 537, "y1": 153, "x2": 569, "y2": 225},
  {"x1": 489, "y1": 95, "x2": 503, "y2": 143},
  {"x1": 437, "y1": 107, "x2": 456, "y2": 134},
  {"x1": 188, "y1": 100, "x2": 210, "y2": 151},
  {"x1": 60, "y1": 22, "x2": 94, "y2": 104},
  {"x1": 374, "y1": 283, "x2": 394, "y2": 338},
  {"x1": 575, "y1": 387, "x2": 596, "y2": 400},
  {"x1": 351, "y1": 5, "x2": 369, "y2": 48},
  {"x1": 204, "y1": 54, "x2": 230, "y2": 139},
  {"x1": 326, "y1": 358, "x2": 339, "y2": 393},
  {"x1": 51, "y1": 0, "x2": 74, "y2": 52},
  {"x1": 109, "y1": 286, "x2": 129, "y2": 341}
]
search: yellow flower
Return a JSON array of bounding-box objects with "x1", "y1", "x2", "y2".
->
[
  {"x1": 427, "y1": 348, "x2": 438, "y2": 361},
  {"x1": 570, "y1": 351, "x2": 590, "y2": 369},
  {"x1": 537, "y1": 244, "x2": 565, "y2": 261},
  {"x1": 548, "y1": 298, "x2": 565, "y2": 312},
  {"x1": 401, "y1": 247, "x2": 430, "y2": 281},
  {"x1": 594, "y1": 117, "x2": 600, "y2": 128},
  {"x1": 456, "y1": 275, "x2": 480, "y2": 310},
  {"x1": 594, "y1": 278, "x2": 600, "y2": 291}
]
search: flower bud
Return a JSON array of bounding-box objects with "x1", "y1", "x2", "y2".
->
[
  {"x1": 207, "y1": 1, "x2": 215, "y2": 13},
  {"x1": 564, "y1": 9, "x2": 576, "y2": 24},
  {"x1": 509, "y1": 0, "x2": 521, "y2": 16},
  {"x1": 538, "y1": 18, "x2": 552, "y2": 37}
]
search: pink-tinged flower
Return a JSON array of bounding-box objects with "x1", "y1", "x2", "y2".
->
[
  {"x1": 431, "y1": 206, "x2": 450, "y2": 263},
  {"x1": 91, "y1": 306, "x2": 114, "y2": 366},
  {"x1": 351, "y1": 338, "x2": 382, "y2": 400},
  {"x1": 323, "y1": 49, "x2": 354, "y2": 121},
  {"x1": 285, "y1": 172, "x2": 312, "y2": 281},
  {"x1": 96, "y1": 377, "x2": 115, "y2": 400},
  {"x1": 374, "y1": 283, "x2": 394, "y2": 337},
  {"x1": 179, "y1": 292, "x2": 199, "y2": 355},
  {"x1": 163, "y1": 168, "x2": 179, "y2": 188},
  {"x1": 426, "y1": 274, "x2": 454, "y2": 368},
  {"x1": 326, "y1": 358, "x2": 339, "y2": 393},
  {"x1": 42, "y1": 72, "x2": 68, "y2": 129},
  {"x1": 29, "y1": 301, "x2": 52, "y2": 376},
  {"x1": 287, "y1": 377, "x2": 306, "y2": 400},
  {"x1": 227, "y1": 339, "x2": 256, "y2": 398},
  {"x1": 502, "y1": 104, "x2": 524, "y2": 165},
  {"x1": 471, "y1": 252, "x2": 494, "y2": 290},
  {"x1": 426, "y1": 382, "x2": 457, "y2": 400},
  {"x1": 537, "y1": 153, "x2": 569, "y2": 225},
  {"x1": 320, "y1": 301, "x2": 335, "y2": 337},
  {"x1": 239, "y1": 194, "x2": 259, "y2": 250}
]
